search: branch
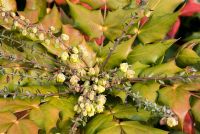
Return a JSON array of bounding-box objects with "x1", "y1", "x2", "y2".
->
[{"x1": 101, "y1": 15, "x2": 137, "y2": 70}]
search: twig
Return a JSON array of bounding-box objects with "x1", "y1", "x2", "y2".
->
[{"x1": 101, "y1": 15, "x2": 136, "y2": 70}]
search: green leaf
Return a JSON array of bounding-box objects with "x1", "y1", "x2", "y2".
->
[
  {"x1": 147, "y1": 0, "x2": 183, "y2": 17},
  {"x1": 121, "y1": 121, "x2": 168, "y2": 134},
  {"x1": 80, "y1": 0, "x2": 131, "y2": 10},
  {"x1": 192, "y1": 100, "x2": 200, "y2": 123},
  {"x1": 139, "y1": 60, "x2": 182, "y2": 77},
  {"x1": 103, "y1": 8, "x2": 136, "y2": 41},
  {"x1": 38, "y1": 5, "x2": 62, "y2": 33},
  {"x1": 132, "y1": 81, "x2": 160, "y2": 102},
  {"x1": 112, "y1": 105, "x2": 151, "y2": 121},
  {"x1": 176, "y1": 48, "x2": 200, "y2": 67},
  {"x1": 131, "y1": 62, "x2": 150, "y2": 77},
  {"x1": 18, "y1": 0, "x2": 46, "y2": 23},
  {"x1": 0, "y1": 98, "x2": 40, "y2": 113},
  {"x1": 0, "y1": 0, "x2": 17, "y2": 11},
  {"x1": 96, "y1": 121, "x2": 168, "y2": 134},
  {"x1": 103, "y1": 36, "x2": 136, "y2": 69},
  {"x1": 127, "y1": 39, "x2": 175, "y2": 64},
  {"x1": 138, "y1": 13, "x2": 179, "y2": 44},
  {"x1": 68, "y1": 1, "x2": 103, "y2": 38},
  {"x1": 29, "y1": 103, "x2": 59, "y2": 133},
  {"x1": 85, "y1": 113, "x2": 113, "y2": 134},
  {"x1": 48, "y1": 96, "x2": 76, "y2": 133}
]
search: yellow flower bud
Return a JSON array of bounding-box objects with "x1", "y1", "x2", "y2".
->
[
  {"x1": 78, "y1": 96, "x2": 84, "y2": 102},
  {"x1": 87, "y1": 110, "x2": 95, "y2": 117},
  {"x1": 97, "y1": 85, "x2": 105, "y2": 93},
  {"x1": 88, "y1": 68, "x2": 96, "y2": 76},
  {"x1": 97, "y1": 95, "x2": 106, "y2": 105},
  {"x1": 22, "y1": 29, "x2": 27, "y2": 36},
  {"x1": 61, "y1": 52, "x2": 69, "y2": 61},
  {"x1": 82, "y1": 110, "x2": 87, "y2": 116},
  {"x1": 70, "y1": 54, "x2": 79, "y2": 63},
  {"x1": 167, "y1": 117, "x2": 178, "y2": 127},
  {"x1": 126, "y1": 70, "x2": 135, "y2": 79},
  {"x1": 56, "y1": 73, "x2": 66, "y2": 83},
  {"x1": 39, "y1": 33, "x2": 45, "y2": 41},
  {"x1": 120, "y1": 63, "x2": 129, "y2": 72},
  {"x1": 96, "y1": 105, "x2": 104, "y2": 113},
  {"x1": 72, "y1": 47, "x2": 79, "y2": 54},
  {"x1": 61, "y1": 34, "x2": 69, "y2": 41},
  {"x1": 70, "y1": 75, "x2": 80, "y2": 85},
  {"x1": 45, "y1": 39, "x2": 50, "y2": 46},
  {"x1": 74, "y1": 105, "x2": 79, "y2": 112},
  {"x1": 32, "y1": 27, "x2": 37, "y2": 33},
  {"x1": 50, "y1": 26, "x2": 56, "y2": 31}
]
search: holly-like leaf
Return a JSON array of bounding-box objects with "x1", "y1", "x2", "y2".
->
[
  {"x1": 127, "y1": 39, "x2": 175, "y2": 64},
  {"x1": 90, "y1": 120, "x2": 168, "y2": 134},
  {"x1": 0, "y1": 112, "x2": 17, "y2": 133},
  {"x1": 132, "y1": 81, "x2": 160, "y2": 102},
  {"x1": 0, "y1": 98, "x2": 40, "y2": 113},
  {"x1": 103, "y1": 36, "x2": 136, "y2": 69},
  {"x1": 131, "y1": 62, "x2": 150, "y2": 77},
  {"x1": 38, "y1": 5, "x2": 62, "y2": 33},
  {"x1": 29, "y1": 103, "x2": 59, "y2": 133},
  {"x1": 103, "y1": 8, "x2": 136, "y2": 41},
  {"x1": 84, "y1": 113, "x2": 113, "y2": 134},
  {"x1": 147, "y1": 0, "x2": 183, "y2": 17},
  {"x1": 80, "y1": 0, "x2": 131, "y2": 10},
  {"x1": 176, "y1": 48, "x2": 200, "y2": 67},
  {"x1": 138, "y1": 13, "x2": 179, "y2": 44},
  {"x1": 18, "y1": 0, "x2": 46, "y2": 23},
  {"x1": 48, "y1": 96, "x2": 77, "y2": 133},
  {"x1": 0, "y1": 112, "x2": 38, "y2": 134},
  {"x1": 191, "y1": 100, "x2": 200, "y2": 123},
  {"x1": 111, "y1": 105, "x2": 151, "y2": 121},
  {"x1": 62, "y1": 25, "x2": 97, "y2": 67},
  {"x1": 158, "y1": 84, "x2": 200, "y2": 128},
  {"x1": 7, "y1": 119, "x2": 38, "y2": 134},
  {"x1": 67, "y1": 1, "x2": 103, "y2": 38},
  {"x1": 139, "y1": 60, "x2": 182, "y2": 77}
]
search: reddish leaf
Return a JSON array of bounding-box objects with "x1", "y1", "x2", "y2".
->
[
  {"x1": 168, "y1": 18, "x2": 181, "y2": 38},
  {"x1": 55, "y1": 0, "x2": 67, "y2": 5},
  {"x1": 181, "y1": 0, "x2": 200, "y2": 16},
  {"x1": 140, "y1": 16, "x2": 149, "y2": 27},
  {"x1": 183, "y1": 112, "x2": 195, "y2": 134},
  {"x1": 95, "y1": 35, "x2": 105, "y2": 45}
]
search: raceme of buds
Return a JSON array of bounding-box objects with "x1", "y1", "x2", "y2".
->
[
  {"x1": 56, "y1": 73, "x2": 66, "y2": 83},
  {"x1": 120, "y1": 63, "x2": 129, "y2": 72},
  {"x1": 74, "y1": 94, "x2": 106, "y2": 117},
  {"x1": 166, "y1": 117, "x2": 178, "y2": 127}
]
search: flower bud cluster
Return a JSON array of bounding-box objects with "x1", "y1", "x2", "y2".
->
[
  {"x1": 61, "y1": 46, "x2": 80, "y2": 63},
  {"x1": 74, "y1": 94, "x2": 106, "y2": 117},
  {"x1": 0, "y1": 9, "x2": 70, "y2": 51},
  {"x1": 119, "y1": 63, "x2": 135, "y2": 79}
]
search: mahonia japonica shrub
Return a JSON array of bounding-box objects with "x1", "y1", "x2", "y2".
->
[{"x1": 0, "y1": 0, "x2": 200, "y2": 134}]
